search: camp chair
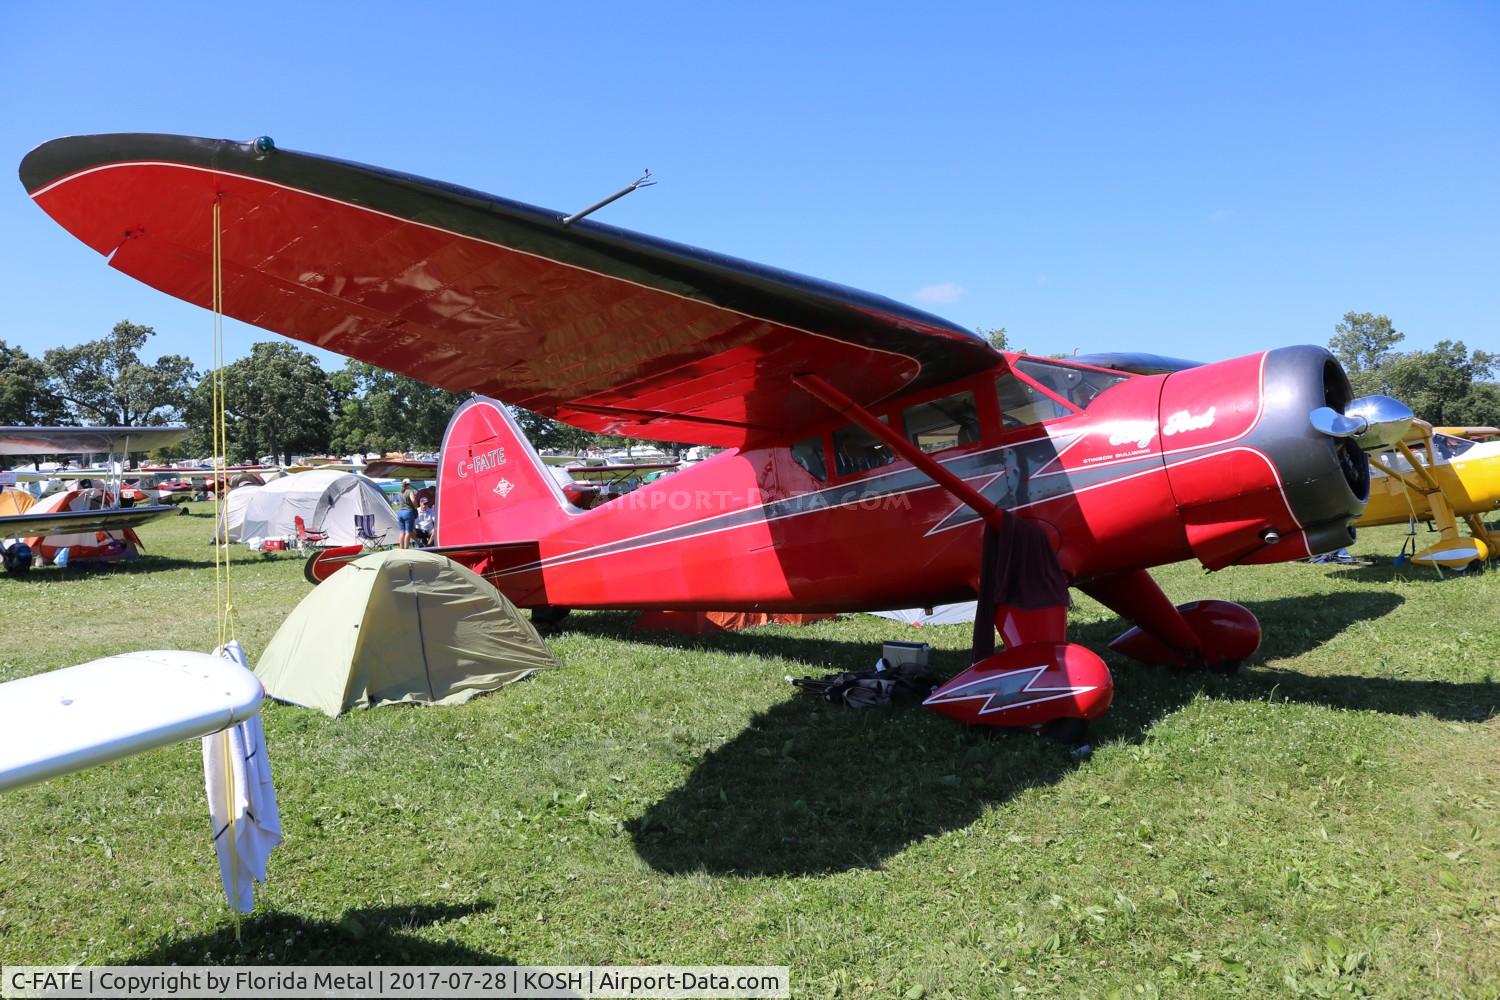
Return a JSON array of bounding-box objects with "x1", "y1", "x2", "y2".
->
[
  {"x1": 353, "y1": 513, "x2": 384, "y2": 549},
  {"x1": 293, "y1": 515, "x2": 328, "y2": 547}
]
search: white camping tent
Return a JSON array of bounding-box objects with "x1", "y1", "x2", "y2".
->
[
  {"x1": 214, "y1": 484, "x2": 262, "y2": 543},
  {"x1": 867, "y1": 602, "x2": 979, "y2": 627},
  {"x1": 218, "y1": 469, "x2": 399, "y2": 546}
]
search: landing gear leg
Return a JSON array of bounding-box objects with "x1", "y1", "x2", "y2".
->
[
  {"x1": 530, "y1": 605, "x2": 572, "y2": 627},
  {"x1": 1467, "y1": 515, "x2": 1495, "y2": 560},
  {"x1": 927, "y1": 519, "x2": 1114, "y2": 733},
  {"x1": 1040, "y1": 716, "x2": 1094, "y2": 761},
  {"x1": 1080, "y1": 569, "x2": 1260, "y2": 668}
]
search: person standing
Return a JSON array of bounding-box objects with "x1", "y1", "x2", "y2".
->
[
  {"x1": 413, "y1": 496, "x2": 436, "y2": 547},
  {"x1": 397, "y1": 479, "x2": 419, "y2": 549}
]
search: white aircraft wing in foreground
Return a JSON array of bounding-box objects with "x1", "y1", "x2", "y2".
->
[{"x1": 0, "y1": 651, "x2": 263, "y2": 792}]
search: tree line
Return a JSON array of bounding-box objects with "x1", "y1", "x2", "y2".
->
[
  {"x1": 0, "y1": 321, "x2": 669, "y2": 465},
  {"x1": 2, "y1": 314, "x2": 1494, "y2": 467},
  {"x1": 0, "y1": 321, "x2": 466, "y2": 464},
  {"x1": 1327, "y1": 312, "x2": 1498, "y2": 427}
]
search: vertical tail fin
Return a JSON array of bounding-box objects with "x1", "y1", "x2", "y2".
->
[{"x1": 436, "y1": 397, "x2": 578, "y2": 546}]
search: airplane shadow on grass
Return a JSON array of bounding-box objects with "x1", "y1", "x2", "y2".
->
[
  {"x1": 125, "y1": 902, "x2": 507, "y2": 965},
  {"x1": 1328, "y1": 560, "x2": 1492, "y2": 585},
  {"x1": 616, "y1": 590, "x2": 1500, "y2": 877}
]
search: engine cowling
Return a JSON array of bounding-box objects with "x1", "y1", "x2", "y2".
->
[{"x1": 1161, "y1": 346, "x2": 1369, "y2": 569}]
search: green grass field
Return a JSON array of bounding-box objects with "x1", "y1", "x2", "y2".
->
[{"x1": 1, "y1": 504, "x2": 1497, "y2": 998}]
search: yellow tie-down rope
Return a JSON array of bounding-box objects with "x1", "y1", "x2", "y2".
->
[
  {"x1": 210, "y1": 200, "x2": 238, "y2": 648},
  {"x1": 210, "y1": 199, "x2": 242, "y2": 938}
]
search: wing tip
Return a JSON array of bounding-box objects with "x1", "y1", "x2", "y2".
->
[{"x1": 19, "y1": 132, "x2": 263, "y2": 196}]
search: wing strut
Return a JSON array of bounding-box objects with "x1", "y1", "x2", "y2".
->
[{"x1": 792, "y1": 373, "x2": 1007, "y2": 532}]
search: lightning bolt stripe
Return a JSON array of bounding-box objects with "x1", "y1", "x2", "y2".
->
[
  {"x1": 482, "y1": 435, "x2": 1284, "y2": 580},
  {"x1": 487, "y1": 430, "x2": 1084, "y2": 577},
  {"x1": 923, "y1": 664, "x2": 1098, "y2": 715}
]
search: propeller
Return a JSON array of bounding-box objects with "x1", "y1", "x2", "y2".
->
[
  {"x1": 1310, "y1": 407, "x2": 1366, "y2": 439},
  {"x1": 1310, "y1": 394, "x2": 1414, "y2": 452}
]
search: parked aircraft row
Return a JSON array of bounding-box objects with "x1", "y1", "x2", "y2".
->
[{"x1": 0, "y1": 425, "x2": 187, "y2": 571}]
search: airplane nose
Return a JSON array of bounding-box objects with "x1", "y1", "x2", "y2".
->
[
  {"x1": 1158, "y1": 346, "x2": 1372, "y2": 567},
  {"x1": 1246, "y1": 347, "x2": 1373, "y2": 554}
]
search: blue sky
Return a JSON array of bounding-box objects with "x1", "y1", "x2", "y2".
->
[{"x1": 1, "y1": 2, "x2": 1495, "y2": 373}]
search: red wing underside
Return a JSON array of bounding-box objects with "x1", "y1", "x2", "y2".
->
[
  {"x1": 23, "y1": 135, "x2": 997, "y2": 447},
  {"x1": 361, "y1": 460, "x2": 439, "y2": 480}
]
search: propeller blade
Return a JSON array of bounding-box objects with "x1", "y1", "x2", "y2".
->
[
  {"x1": 1344, "y1": 394, "x2": 1414, "y2": 451},
  {"x1": 1310, "y1": 407, "x2": 1366, "y2": 439}
]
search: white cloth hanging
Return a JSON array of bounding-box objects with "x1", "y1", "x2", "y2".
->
[{"x1": 202, "y1": 641, "x2": 281, "y2": 913}]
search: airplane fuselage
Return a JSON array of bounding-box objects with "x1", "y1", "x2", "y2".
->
[
  {"x1": 437, "y1": 347, "x2": 1369, "y2": 612},
  {"x1": 1361, "y1": 438, "x2": 1500, "y2": 526}
]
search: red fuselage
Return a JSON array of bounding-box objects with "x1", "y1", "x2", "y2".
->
[{"x1": 437, "y1": 346, "x2": 1367, "y2": 612}]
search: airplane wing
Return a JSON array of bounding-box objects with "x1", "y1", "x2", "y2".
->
[
  {"x1": 565, "y1": 461, "x2": 679, "y2": 483},
  {"x1": 0, "y1": 650, "x2": 262, "y2": 792},
  {"x1": 1434, "y1": 426, "x2": 1500, "y2": 441},
  {"x1": 21, "y1": 134, "x2": 998, "y2": 447},
  {"x1": 362, "y1": 459, "x2": 438, "y2": 480},
  {"x1": 0, "y1": 425, "x2": 189, "y2": 455},
  {"x1": 15, "y1": 468, "x2": 110, "y2": 481},
  {"x1": 0, "y1": 504, "x2": 178, "y2": 538}
]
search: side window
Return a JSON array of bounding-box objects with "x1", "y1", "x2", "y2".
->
[
  {"x1": 996, "y1": 374, "x2": 1071, "y2": 428},
  {"x1": 833, "y1": 419, "x2": 895, "y2": 476},
  {"x1": 1376, "y1": 448, "x2": 1414, "y2": 474},
  {"x1": 1015, "y1": 358, "x2": 1130, "y2": 410},
  {"x1": 790, "y1": 436, "x2": 828, "y2": 480},
  {"x1": 903, "y1": 390, "x2": 980, "y2": 454}
]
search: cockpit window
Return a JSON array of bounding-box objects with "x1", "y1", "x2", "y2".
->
[
  {"x1": 1432, "y1": 433, "x2": 1476, "y2": 461},
  {"x1": 1015, "y1": 358, "x2": 1131, "y2": 410},
  {"x1": 1379, "y1": 434, "x2": 1475, "y2": 475},
  {"x1": 903, "y1": 390, "x2": 980, "y2": 453},
  {"x1": 996, "y1": 374, "x2": 1071, "y2": 428},
  {"x1": 1375, "y1": 448, "x2": 1415, "y2": 475},
  {"x1": 833, "y1": 419, "x2": 895, "y2": 476},
  {"x1": 790, "y1": 436, "x2": 827, "y2": 481}
]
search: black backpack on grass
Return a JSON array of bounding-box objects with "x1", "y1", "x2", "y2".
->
[{"x1": 790, "y1": 659, "x2": 940, "y2": 708}]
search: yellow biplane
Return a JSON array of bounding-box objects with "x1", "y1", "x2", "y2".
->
[{"x1": 1360, "y1": 424, "x2": 1500, "y2": 570}]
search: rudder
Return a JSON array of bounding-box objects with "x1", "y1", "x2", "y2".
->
[{"x1": 436, "y1": 397, "x2": 579, "y2": 546}]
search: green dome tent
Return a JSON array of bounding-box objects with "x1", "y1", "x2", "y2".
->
[{"x1": 254, "y1": 549, "x2": 558, "y2": 717}]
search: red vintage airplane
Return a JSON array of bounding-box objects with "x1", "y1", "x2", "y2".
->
[{"x1": 21, "y1": 133, "x2": 1396, "y2": 736}]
